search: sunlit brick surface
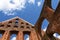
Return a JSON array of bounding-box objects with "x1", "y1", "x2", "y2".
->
[
  {"x1": 35, "y1": 0, "x2": 60, "y2": 40},
  {"x1": 0, "y1": 17, "x2": 41, "y2": 40},
  {"x1": 0, "y1": 0, "x2": 60, "y2": 40}
]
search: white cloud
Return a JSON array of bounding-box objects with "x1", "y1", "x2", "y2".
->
[
  {"x1": 43, "y1": 28, "x2": 47, "y2": 32},
  {"x1": 37, "y1": 2, "x2": 41, "y2": 7},
  {"x1": 57, "y1": 36, "x2": 60, "y2": 39},
  {"x1": 53, "y1": 33, "x2": 60, "y2": 39},
  {"x1": 28, "y1": 0, "x2": 35, "y2": 4},
  {"x1": 11, "y1": 37, "x2": 16, "y2": 40},
  {"x1": 26, "y1": 37, "x2": 29, "y2": 40},
  {"x1": 24, "y1": 34, "x2": 29, "y2": 40},
  {"x1": 0, "y1": 0, "x2": 35, "y2": 16},
  {"x1": 53, "y1": 33, "x2": 57, "y2": 37}
]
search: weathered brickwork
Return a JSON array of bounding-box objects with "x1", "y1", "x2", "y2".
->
[
  {"x1": 0, "y1": 17, "x2": 40, "y2": 40},
  {"x1": 0, "y1": 0, "x2": 60, "y2": 40},
  {"x1": 35, "y1": 0, "x2": 60, "y2": 40}
]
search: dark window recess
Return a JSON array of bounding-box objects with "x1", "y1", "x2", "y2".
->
[
  {"x1": 20, "y1": 26, "x2": 24, "y2": 28},
  {"x1": 7, "y1": 25, "x2": 11, "y2": 27},
  {"x1": 21, "y1": 22, "x2": 24, "y2": 24},
  {"x1": 14, "y1": 25, "x2": 18, "y2": 28},
  {"x1": 15, "y1": 18, "x2": 19, "y2": 23},
  {"x1": 0, "y1": 24, "x2": 4, "y2": 27},
  {"x1": 15, "y1": 19, "x2": 19, "y2": 25},
  {"x1": 15, "y1": 21, "x2": 18, "y2": 23},
  {"x1": 32, "y1": 26, "x2": 34, "y2": 28},
  {"x1": 9, "y1": 21, "x2": 12, "y2": 23},
  {"x1": 16, "y1": 20, "x2": 19, "y2": 22},
  {"x1": 0, "y1": 30, "x2": 5, "y2": 38},
  {"x1": 26, "y1": 23, "x2": 29, "y2": 25},
  {"x1": 26, "y1": 26, "x2": 30, "y2": 29},
  {"x1": 16, "y1": 18, "x2": 19, "y2": 20},
  {"x1": 0, "y1": 25, "x2": 1, "y2": 27},
  {"x1": 15, "y1": 21, "x2": 18, "y2": 25}
]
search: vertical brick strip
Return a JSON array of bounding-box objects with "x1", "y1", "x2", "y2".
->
[
  {"x1": 1, "y1": 31, "x2": 10, "y2": 40},
  {"x1": 17, "y1": 31, "x2": 23, "y2": 40},
  {"x1": 30, "y1": 31, "x2": 40, "y2": 40}
]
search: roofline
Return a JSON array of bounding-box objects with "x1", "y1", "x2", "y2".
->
[{"x1": 0, "y1": 16, "x2": 34, "y2": 26}]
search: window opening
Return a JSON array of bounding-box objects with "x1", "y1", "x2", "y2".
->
[
  {"x1": 53, "y1": 33, "x2": 60, "y2": 39},
  {"x1": 41, "y1": 19, "x2": 49, "y2": 32},
  {"x1": 10, "y1": 34, "x2": 16, "y2": 40},
  {"x1": 23, "y1": 31, "x2": 30, "y2": 40},
  {"x1": 20, "y1": 26, "x2": 24, "y2": 28},
  {"x1": 24, "y1": 34, "x2": 29, "y2": 40}
]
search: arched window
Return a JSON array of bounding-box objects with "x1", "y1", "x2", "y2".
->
[
  {"x1": 41, "y1": 19, "x2": 49, "y2": 31},
  {"x1": 53, "y1": 33, "x2": 60, "y2": 39},
  {"x1": 52, "y1": 0, "x2": 59, "y2": 10},
  {"x1": 10, "y1": 31, "x2": 18, "y2": 40},
  {"x1": 23, "y1": 31, "x2": 30, "y2": 40},
  {"x1": 24, "y1": 34, "x2": 29, "y2": 40},
  {"x1": 0, "y1": 30, "x2": 5, "y2": 38},
  {"x1": 15, "y1": 19, "x2": 19, "y2": 25},
  {"x1": 10, "y1": 34, "x2": 16, "y2": 40}
]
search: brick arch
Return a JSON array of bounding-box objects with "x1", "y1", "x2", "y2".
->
[
  {"x1": 43, "y1": 2, "x2": 60, "y2": 40},
  {"x1": 34, "y1": 0, "x2": 54, "y2": 40},
  {"x1": 23, "y1": 31, "x2": 30, "y2": 40},
  {"x1": 46, "y1": 2, "x2": 60, "y2": 35},
  {"x1": 10, "y1": 31, "x2": 18, "y2": 40},
  {"x1": 34, "y1": 0, "x2": 60, "y2": 40}
]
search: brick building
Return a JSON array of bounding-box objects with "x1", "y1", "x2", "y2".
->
[{"x1": 0, "y1": 17, "x2": 44, "y2": 40}]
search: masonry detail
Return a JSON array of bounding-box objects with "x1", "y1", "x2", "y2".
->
[{"x1": 0, "y1": 17, "x2": 40, "y2": 40}]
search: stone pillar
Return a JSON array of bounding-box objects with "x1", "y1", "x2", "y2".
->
[
  {"x1": 30, "y1": 31, "x2": 39, "y2": 40},
  {"x1": 1, "y1": 31, "x2": 10, "y2": 40},
  {"x1": 17, "y1": 31, "x2": 23, "y2": 40}
]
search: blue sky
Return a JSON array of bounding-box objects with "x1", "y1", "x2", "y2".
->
[
  {"x1": 0, "y1": 0, "x2": 59, "y2": 24},
  {"x1": 0, "y1": 0, "x2": 60, "y2": 40}
]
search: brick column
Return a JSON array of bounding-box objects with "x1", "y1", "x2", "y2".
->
[
  {"x1": 30, "y1": 31, "x2": 40, "y2": 40},
  {"x1": 17, "y1": 31, "x2": 23, "y2": 40},
  {"x1": 1, "y1": 31, "x2": 10, "y2": 40}
]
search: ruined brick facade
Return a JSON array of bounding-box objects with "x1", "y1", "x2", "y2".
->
[
  {"x1": 35, "y1": 0, "x2": 60, "y2": 40},
  {"x1": 0, "y1": 0, "x2": 60, "y2": 40},
  {"x1": 0, "y1": 17, "x2": 41, "y2": 40}
]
